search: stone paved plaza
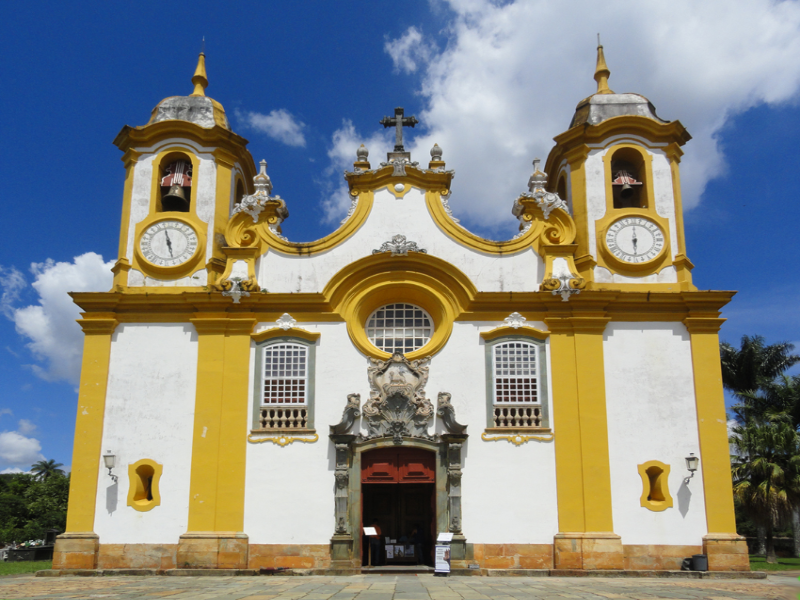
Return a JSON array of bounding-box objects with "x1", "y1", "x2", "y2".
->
[{"x1": 0, "y1": 574, "x2": 798, "y2": 600}]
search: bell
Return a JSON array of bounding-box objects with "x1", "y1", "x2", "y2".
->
[
  {"x1": 619, "y1": 182, "x2": 634, "y2": 200},
  {"x1": 162, "y1": 184, "x2": 189, "y2": 212}
]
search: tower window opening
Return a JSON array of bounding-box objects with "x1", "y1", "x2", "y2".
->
[
  {"x1": 609, "y1": 148, "x2": 648, "y2": 210},
  {"x1": 160, "y1": 159, "x2": 192, "y2": 212},
  {"x1": 235, "y1": 179, "x2": 245, "y2": 207}
]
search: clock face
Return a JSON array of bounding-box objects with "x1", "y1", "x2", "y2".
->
[
  {"x1": 139, "y1": 221, "x2": 198, "y2": 267},
  {"x1": 605, "y1": 217, "x2": 665, "y2": 264}
]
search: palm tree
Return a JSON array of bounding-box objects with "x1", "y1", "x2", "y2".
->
[
  {"x1": 30, "y1": 459, "x2": 65, "y2": 481},
  {"x1": 721, "y1": 335, "x2": 799, "y2": 555},
  {"x1": 731, "y1": 414, "x2": 800, "y2": 563}
]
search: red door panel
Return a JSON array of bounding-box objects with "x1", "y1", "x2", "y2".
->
[{"x1": 362, "y1": 448, "x2": 435, "y2": 483}]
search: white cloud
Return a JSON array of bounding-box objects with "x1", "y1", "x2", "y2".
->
[
  {"x1": 0, "y1": 409, "x2": 11, "y2": 419},
  {"x1": 0, "y1": 431, "x2": 44, "y2": 468},
  {"x1": 0, "y1": 266, "x2": 26, "y2": 319},
  {"x1": 3, "y1": 252, "x2": 114, "y2": 384},
  {"x1": 236, "y1": 108, "x2": 307, "y2": 148},
  {"x1": 321, "y1": 120, "x2": 395, "y2": 223},
  {"x1": 384, "y1": 26, "x2": 437, "y2": 74},
  {"x1": 370, "y1": 0, "x2": 800, "y2": 236},
  {"x1": 17, "y1": 419, "x2": 36, "y2": 435},
  {"x1": 1, "y1": 467, "x2": 25, "y2": 475}
]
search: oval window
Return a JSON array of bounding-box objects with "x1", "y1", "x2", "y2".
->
[{"x1": 366, "y1": 303, "x2": 433, "y2": 354}]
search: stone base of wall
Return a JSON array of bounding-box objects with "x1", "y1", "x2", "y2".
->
[
  {"x1": 52, "y1": 533, "x2": 99, "y2": 570},
  {"x1": 622, "y1": 545, "x2": 701, "y2": 570},
  {"x1": 554, "y1": 533, "x2": 624, "y2": 570},
  {"x1": 97, "y1": 544, "x2": 178, "y2": 570},
  {"x1": 248, "y1": 544, "x2": 332, "y2": 570},
  {"x1": 471, "y1": 544, "x2": 554, "y2": 569},
  {"x1": 703, "y1": 534, "x2": 750, "y2": 571},
  {"x1": 176, "y1": 533, "x2": 249, "y2": 569}
]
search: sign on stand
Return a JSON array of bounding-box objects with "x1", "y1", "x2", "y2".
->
[{"x1": 435, "y1": 532, "x2": 453, "y2": 576}]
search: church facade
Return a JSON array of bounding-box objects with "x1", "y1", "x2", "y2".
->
[{"x1": 54, "y1": 48, "x2": 749, "y2": 573}]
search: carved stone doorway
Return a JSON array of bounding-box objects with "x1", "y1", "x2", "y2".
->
[{"x1": 361, "y1": 447, "x2": 436, "y2": 566}]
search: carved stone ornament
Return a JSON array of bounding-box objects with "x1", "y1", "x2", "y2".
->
[
  {"x1": 437, "y1": 392, "x2": 467, "y2": 435},
  {"x1": 221, "y1": 278, "x2": 250, "y2": 304},
  {"x1": 276, "y1": 313, "x2": 297, "y2": 330},
  {"x1": 340, "y1": 193, "x2": 359, "y2": 225},
  {"x1": 373, "y1": 234, "x2": 427, "y2": 257},
  {"x1": 504, "y1": 312, "x2": 526, "y2": 329},
  {"x1": 330, "y1": 393, "x2": 361, "y2": 435},
  {"x1": 440, "y1": 192, "x2": 461, "y2": 224},
  {"x1": 232, "y1": 160, "x2": 289, "y2": 229},
  {"x1": 514, "y1": 159, "x2": 567, "y2": 221},
  {"x1": 361, "y1": 353, "x2": 435, "y2": 444},
  {"x1": 541, "y1": 256, "x2": 586, "y2": 302}
]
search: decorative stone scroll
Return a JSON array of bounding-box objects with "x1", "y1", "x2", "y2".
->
[
  {"x1": 517, "y1": 159, "x2": 568, "y2": 220},
  {"x1": 437, "y1": 392, "x2": 467, "y2": 435},
  {"x1": 330, "y1": 393, "x2": 361, "y2": 436},
  {"x1": 361, "y1": 353, "x2": 435, "y2": 444},
  {"x1": 221, "y1": 278, "x2": 250, "y2": 304},
  {"x1": 372, "y1": 234, "x2": 427, "y2": 257}
]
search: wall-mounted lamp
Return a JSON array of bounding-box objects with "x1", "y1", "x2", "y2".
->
[
  {"x1": 684, "y1": 453, "x2": 699, "y2": 484},
  {"x1": 103, "y1": 451, "x2": 118, "y2": 483}
]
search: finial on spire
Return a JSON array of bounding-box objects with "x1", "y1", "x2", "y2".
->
[
  {"x1": 594, "y1": 34, "x2": 613, "y2": 95},
  {"x1": 191, "y1": 45, "x2": 208, "y2": 97}
]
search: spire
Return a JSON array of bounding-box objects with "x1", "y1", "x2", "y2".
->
[
  {"x1": 594, "y1": 34, "x2": 613, "y2": 95},
  {"x1": 191, "y1": 50, "x2": 208, "y2": 97}
]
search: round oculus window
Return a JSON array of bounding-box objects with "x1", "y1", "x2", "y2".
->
[{"x1": 366, "y1": 303, "x2": 433, "y2": 354}]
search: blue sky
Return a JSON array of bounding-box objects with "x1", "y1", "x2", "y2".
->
[{"x1": 1, "y1": 1, "x2": 800, "y2": 472}]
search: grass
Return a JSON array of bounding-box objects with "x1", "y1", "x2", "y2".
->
[
  {"x1": 0, "y1": 560, "x2": 52, "y2": 576},
  {"x1": 749, "y1": 554, "x2": 800, "y2": 571}
]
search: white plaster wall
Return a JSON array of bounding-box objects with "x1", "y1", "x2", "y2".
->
[
  {"x1": 243, "y1": 319, "x2": 559, "y2": 545},
  {"x1": 256, "y1": 187, "x2": 543, "y2": 295},
  {"x1": 650, "y1": 151, "x2": 681, "y2": 261},
  {"x1": 604, "y1": 322, "x2": 707, "y2": 546},
  {"x1": 94, "y1": 324, "x2": 198, "y2": 544}
]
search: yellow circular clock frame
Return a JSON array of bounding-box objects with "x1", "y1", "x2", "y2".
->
[
  {"x1": 133, "y1": 215, "x2": 206, "y2": 279},
  {"x1": 601, "y1": 215, "x2": 669, "y2": 272}
]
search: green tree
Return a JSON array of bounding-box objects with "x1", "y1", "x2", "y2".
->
[
  {"x1": 731, "y1": 414, "x2": 800, "y2": 563},
  {"x1": 30, "y1": 459, "x2": 65, "y2": 481},
  {"x1": 0, "y1": 472, "x2": 70, "y2": 544}
]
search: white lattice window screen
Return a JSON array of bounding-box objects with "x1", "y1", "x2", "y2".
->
[
  {"x1": 493, "y1": 341, "x2": 538, "y2": 404},
  {"x1": 366, "y1": 303, "x2": 433, "y2": 353},
  {"x1": 262, "y1": 343, "x2": 307, "y2": 405}
]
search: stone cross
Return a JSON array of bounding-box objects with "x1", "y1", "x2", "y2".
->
[{"x1": 380, "y1": 107, "x2": 419, "y2": 152}]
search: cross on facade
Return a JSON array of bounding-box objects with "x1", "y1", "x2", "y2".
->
[{"x1": 380, "y1": 107, "x2": 419, "y2": 152}]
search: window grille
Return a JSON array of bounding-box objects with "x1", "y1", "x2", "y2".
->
[
  {"x1": 492, "y1": 341, "x2": 542, "y2": 428},
  {"x1": 366, "y1": 303, "x2": 433, "y2": 354},
  {"x1": 262, "y1": 343, "x2": 307, "y2": 405}
]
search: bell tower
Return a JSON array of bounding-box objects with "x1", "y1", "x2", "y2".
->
[
  {"x1": 544, "y1": 41, "x2": 694, "y2": 291},
  {"x1": 111, "y1": 53, "x2": 256, "y2": 290}
]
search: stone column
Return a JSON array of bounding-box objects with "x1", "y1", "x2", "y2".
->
[
  {"x1": 443, "y1": 435, "x2": 468, "y2": 565},
  {"x1": 329, "y1": 435, "x2": 356, "y2": 570}
]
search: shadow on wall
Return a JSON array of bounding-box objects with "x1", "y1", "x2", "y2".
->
[
  {"x1": 677, "y1": 480, "x2": 691, "y2": 518},
  {"x1": 106, "y1": 482, "x2": 118, "y2": 516}
]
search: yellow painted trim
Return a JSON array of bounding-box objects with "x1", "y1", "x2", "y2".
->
[
  {"x1": 212, "y1": 148, "x2": 236, "y2": 266},
  {"x1": 480, "y1": 325, "x2": 549, "y2": 342},
  {"x1": 186, "y1": 316, "x2": 255, "y2": 533},
  {"x1": 481, "y1": 431, "x2": 554, "y2": 445},
  {"x1": 669, "y1": 148, "x2": 688, "y2": 256},
  {"x1": 64, "y1": 318, "x2": 118, "y2": 533},
  {"x1": 247, "y1": 433, "x2": 319, "y2": 446},
  {"x1": 251, "y1": 327, "x2": 321, "y2": 343},
  {"x1": 323, "y1": 253, "x2": 476, "y2": 361},
  {"x1": 637, "y1": 460, "x2": 673, "y2": 512},
  {"x1": 114, "y1": 150, "x2": 140, "y2": 289},
  {"x1": 225, "y1": 191, "x2": 374, "y2": 256},
  {"x1": 684, "y1": 317, "x2": 738, "y2": 534},
  {"x1": 127, "y1": 458, "x2": 163, "y2": 512}
]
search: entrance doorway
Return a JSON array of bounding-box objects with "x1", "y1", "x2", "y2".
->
[{"x1": 361, "y1": 447, "x2": 435, "y2": 566}]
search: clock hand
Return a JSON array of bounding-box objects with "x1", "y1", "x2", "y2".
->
[
  {"x1": 164, "y1": 230, "x2": 173, "y2": 257},
  {"x1": 631, "y1": 227, "x2": 638, "y2": 255}
]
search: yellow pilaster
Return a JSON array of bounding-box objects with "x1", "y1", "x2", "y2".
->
[
  {"x1": 212, "y1": 149, "x2": 236, "y2": 264},
  {"x1": 547, "y1": 312, "x2": 621, "y2": 569},
  {"x1": 180, "y1": 314, "x2": 254, "y2": 568},
  {"x1": 65, "y1": 317, "x2": 118, "y2": 533},
  {"x1": 683, "y1": 316, "x2": 749, "y2": 570},
  {"x1": 113, "y1": 150, "x2": 140, "y2": 289}
]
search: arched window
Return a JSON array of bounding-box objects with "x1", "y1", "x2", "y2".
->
[
  {"x1": 366, "y1": 303, "x2": 433, "y2": 354},
  {"x1": 159, "y1": 155, "x2": 193, "y2": 212},
  {"x1": 485, "y1": 337, "x2": 549, "y2": 430},
  {"x1": 610, "y1": 148, "x2": 648, "y2": 210},
  {"x1": 253, "y1": 338, "x2": 316, "y2": 432}
]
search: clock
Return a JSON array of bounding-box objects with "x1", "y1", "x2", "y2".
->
[
  {"x1": 604, "y1": 217, "x2": 665, "y2": 264},
  {"x1": 139, "y1": 220, "x2": 199, "y2": 267}
]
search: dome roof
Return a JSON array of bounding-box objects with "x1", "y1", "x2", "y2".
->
[
  {"x1": 146, "y1": 53, "x2": 230, "y2": 130},
  {"x1": 570, "y1": 42, "x2": 667, "y2": 129}
]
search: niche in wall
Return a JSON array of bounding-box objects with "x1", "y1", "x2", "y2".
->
[
  {"x1": 637, "y1": 460, "x2": 673, "y2": 512},
  {"x1": 127, "y1": 458, "x2": 163, "y2": 512}
]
